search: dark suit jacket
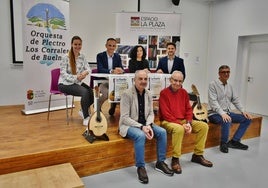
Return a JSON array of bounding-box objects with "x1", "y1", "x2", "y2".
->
[
  {"x1": 96, "y1": 51, "x2": 123, "y2": 73},
  {"x1": 156, "y1": 56, "x2": 185, "y2": 79}
]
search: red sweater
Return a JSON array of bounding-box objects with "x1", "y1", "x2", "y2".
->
[{"x1": 159, "y1": 86, "x2": 193, "y2": 124}]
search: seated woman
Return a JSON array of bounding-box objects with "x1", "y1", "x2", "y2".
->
[{"x1": 128, "y1": 45, "x2": 151, "y2": 73}]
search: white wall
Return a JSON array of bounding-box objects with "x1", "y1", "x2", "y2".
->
[
  {"x1": 0, "y1": 0, "x2": 210, "y2": 105},
  {"x1": 207, "y1": 0, "x2": 268, "y2": 102}
]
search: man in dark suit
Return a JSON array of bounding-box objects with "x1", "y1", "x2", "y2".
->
[
  {"x1": 156, "y1": 42, "x2": 186, "y2": 79},
  {"x1": 96, "y1": 38, "x2": 124, "y2": 115}
]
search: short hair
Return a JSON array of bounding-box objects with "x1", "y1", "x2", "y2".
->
[
  {"x1": 218, "y1": 65, "x2": 230, "y2": 72},
  {"x1": 166, "y1": 42, "x2": 176, "y2": 49},
  {"x1": 106, "y1": 38, "x2": 116, "y2": 43},
  {"x1": 171, "y1": 70, "x2": 184, "y2": 79},
  {"x1": 129, "y1": 45, "x2": 147, "y2": 60}
]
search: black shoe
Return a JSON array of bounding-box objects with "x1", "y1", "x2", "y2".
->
[
  {"x1": 155, "y1": 161, "x2": 174, "y2": 176},
  {"x1": 228, "y1": 140, "x2": 248, "y2": 150},
  {"x1": 137, "y1": 167, "x2": 148, "y2": 184},
  {"x1": 220, "y1": 142, "x2": 229, "y2": 153},
  {"x1": 108, "y1": 103, "x2": 116, "y2": 116}
]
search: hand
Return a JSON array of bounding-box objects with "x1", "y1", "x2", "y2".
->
[
  {"x1": 243, "y1": 112, "x2": 253, "y2": 119},
  {"x1": 144, "y1": 68, "x2": 151, "y2": 73},
  {"x1": 182, "y1": 123, "x2": 192, "y2": 134},
  {"x1": 142, "y1": 125, "x2": 154, "y2": 140},
  {"x1": 221, "y1": 113, "x2": 231, "y2": 122},
  {"x1": 113, "y1": 67, "x2": 124, "y2": 74},
  {"x1": 156, "y1": 69, "x2": 163, "y2": 73}
]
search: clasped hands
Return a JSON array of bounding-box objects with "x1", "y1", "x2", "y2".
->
[
  {"x1": 77, "y1": 71, "x2": 88, "y2": 81},
  {"x1": 141, "y1": 125, "x2": 154, "y2": 140},
  {"x1": 182, "y1": 123, "x2": 192, "y2": 134}
]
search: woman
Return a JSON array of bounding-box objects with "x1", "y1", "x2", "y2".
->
[
  {"x1": 58, "y1": 36, "x2": 94, "y2": 126},
  {"x1": 128, "y1": 45, "x2": 151, "y2": 73}
]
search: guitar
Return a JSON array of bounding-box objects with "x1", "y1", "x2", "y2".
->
[
  {"x1": 89, "y1": 86, "x2": 108, "y2": 136},
  {"x1": 83, "y1": 86, "x2": 109, "y2": 143},
  {"x1": 191, "y1": 84, "x2": 208, "y2": 122}
]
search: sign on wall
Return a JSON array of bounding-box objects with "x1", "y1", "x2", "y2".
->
[
  {"x1": 22, "y1": 0, "x2": 70, "y2": 114},
  {"x1": 115, "y1": 12, "x2": 181, "y2": 69}
]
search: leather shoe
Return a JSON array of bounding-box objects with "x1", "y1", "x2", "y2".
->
[
  {"x1": 228, "y1": 140, "x2": 248, "y2": 150},
  {"x1": 191, "y1": 154, "x2": 213, "y2": 167},
  {"x1": 171, "y1": 158, "x2": 182, "y2": 174},
  {"x1": 137, "y1": 167, "x2": 148, "y2": 184},
  {"x1": 220, "y1": 142, "x2": 229, "y2": 153},
  {"x1": 155, "y1": 161, "x2": 174, "y2": 176}
]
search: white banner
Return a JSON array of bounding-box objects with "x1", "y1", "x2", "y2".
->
[
  {"x1": 22, "y1": 0, "x2": 70, "y2": 114},
  {"x1": 116, "y1": 12, "x2": 181, "y2": 69}
]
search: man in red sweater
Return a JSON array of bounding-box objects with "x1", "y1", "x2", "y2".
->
[{"x1": 159, "y1": 71, "x2": 213, "y2": 174}]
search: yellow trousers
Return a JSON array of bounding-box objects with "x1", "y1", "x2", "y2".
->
[{"x1": 161, "y1": 119, "x2": 209, "y2": 158}]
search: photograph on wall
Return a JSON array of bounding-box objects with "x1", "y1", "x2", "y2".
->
[
  {"x1": 149, "y1": 35, "x2": 158, "y2": 45},
  {"x1": 119, "y1": 54, "x2": 129, "y2": 68},
  {"x1": 138, "y1": 35, "x2": 147, "y2": 44},
  {"x1": 172, "y1": 36, "x2": 181, "y2": 56},
  {"x1": 158, "y1": 36, "x2": 171, "y2": 48}
]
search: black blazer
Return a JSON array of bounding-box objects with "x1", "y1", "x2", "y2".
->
[{"x1": 156, "y1": 56, "x2": 185, "y2": 79}]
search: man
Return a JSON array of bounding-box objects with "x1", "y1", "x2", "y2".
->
[
  {"x1": 208, "y1": 65, "x2": 252, "y2": 153},
  {"x1": 119, "y1": 70, "x2": 174, "y2": 184},
  {"x1": 156, "y1": 42, "x2": 185, "y2": 79},
  {"x1": 96, "y1": 38, "x2": 124, "y2": 115},
  {"x1": 159, "y1": 71, "x2": 213, "y2": 174}
]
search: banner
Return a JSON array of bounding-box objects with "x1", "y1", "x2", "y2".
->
[
  {"x1": 22, "y1": 0, "x2": 70, "y2": 114},
  {"x1": 115, "y1": 12, "x2": 181, "y2": 69}
]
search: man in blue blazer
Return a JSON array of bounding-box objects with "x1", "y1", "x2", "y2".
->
[
  {"x1": 96, "y1": 38, "x2": 124, "y2": 115},
  {"x1": 96, "y1": 38, "x2": 124, "y2": 74},
  {"x1": 156, "y1": 42, "x2": 186, "y2": 79}
]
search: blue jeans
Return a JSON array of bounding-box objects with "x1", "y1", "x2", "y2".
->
[
  {"x1": 126, "y1": 124, "x2": 167, "y2": 167},
  {"x1": 208, "y1": 112, "x2": 251, "y2": 143}
]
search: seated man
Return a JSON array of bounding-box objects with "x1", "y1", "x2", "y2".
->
[
  {"x1": 96, "y1": 38, "x2": 124, "y2": 115},
  {"x1": 119, "y1": 70, "x2": 174, "y2": 184},
  {"x1": 159, "y1": 71, "x2": 213, "y2": 174},
  {"x1": 208, "y1": 65, "x2": 252, "y2": 153}
]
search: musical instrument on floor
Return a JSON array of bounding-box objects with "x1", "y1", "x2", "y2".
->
[
  {"x1": 83, "y1": 86, "x2": 109, "y2": 143},
  {"x1": 191, "y1": 84, "x2": 208, "y2": 122}
]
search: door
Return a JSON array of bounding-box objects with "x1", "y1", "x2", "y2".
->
[{"x1": 245, "y1": 41, "x2": 268, "y2": 116}]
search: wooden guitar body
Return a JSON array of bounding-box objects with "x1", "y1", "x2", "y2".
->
[
  {"x1": 89, "y1": 111, "x2": 108, "y2": 136},
  {"x1": 192, "y1": 102, "x2": 208, "y2": 121},
  {"x1": 191, "y1": 84, "x2": 208, "y2": 122}
]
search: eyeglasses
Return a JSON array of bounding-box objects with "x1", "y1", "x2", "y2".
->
[
  {"x1": 220, "y1": 71, "x2": 230, "y2": 74},
  {"x1": 108, "y1": 45, "x2": 116, "y2": 47}
]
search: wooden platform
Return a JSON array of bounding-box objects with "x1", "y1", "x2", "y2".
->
[
  {"x1": 0, "y1": 102, "x2": 263, "y2": 177},
  {"x1": 0, "y1": 163, "x2": 84, "y2": 188}
]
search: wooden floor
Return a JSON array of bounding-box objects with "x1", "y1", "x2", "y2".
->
[{"x1": 0, "y1": 102, "x2": 263, "y2": 177}]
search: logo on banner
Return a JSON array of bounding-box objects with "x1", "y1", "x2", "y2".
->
[
  {"x1": 25, "y1": 3, "x2": 69, "y2": 66},
  {"x1": 130, "y1": 16, "x2": 165, "y2": 29}
]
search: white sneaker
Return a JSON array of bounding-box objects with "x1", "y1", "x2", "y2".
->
[
  {"x1": 83, "y1": 116, "x2": 90, "y2": 126},
  {"x1": 78, "y1": 109, "x2": 84, "y2": 119}
]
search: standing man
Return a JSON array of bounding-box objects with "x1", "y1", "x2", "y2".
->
[
  {"x1": 208, "y1": 65, "x2": 252, "y2": 153},
  {"x1": 159, "y1": 71, "x2": 213, "y2": 174},
  {"x1": 96, "y1": 38, "x2": 124, "y2": 115},
  {"x1": 156, "y1": 42, "x2": 185, "y2": 79},
  {"x1": 119, "y1": 70, "x2": 174, "y2": 184}
]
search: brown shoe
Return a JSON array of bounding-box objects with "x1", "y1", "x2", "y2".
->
[
  {"x1": 171, "y1": 158, "x2": 182, "y2": 174},
  {"x1": 191, "y1": 154, "x2": 213, "y2": 167}
]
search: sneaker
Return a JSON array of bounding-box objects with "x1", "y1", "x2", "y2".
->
[
  {"x1": 137, "y1": 167, "x2": 148, "y2": 184},
  {"x1": 228, "y1": 140, "x2": 248, "y2": 150},
  {"x1": 78, "y1": 109, "x2": 84, "y2": 119},
  {"x1": 155, "y1": 161, "x2": 174, "y2": 176},
  {"x1": 220, "y1": 142, "x2": 229, "y2": 153},
  {"x1": 83, "y1": 116, "x2": 90, "y2": 126}
]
